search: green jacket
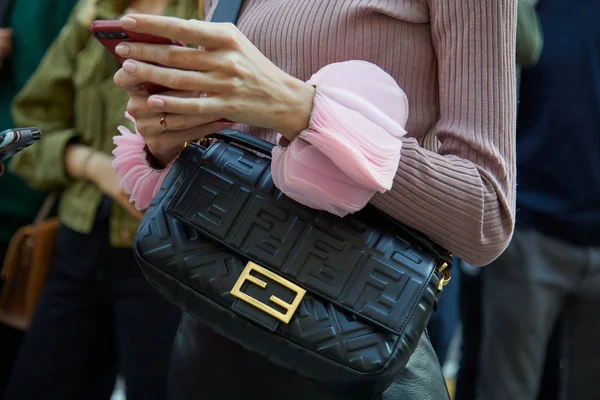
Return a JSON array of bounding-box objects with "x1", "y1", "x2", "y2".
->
[
  {"x1": 9, "y1": 0, "x2": 198, "y2": 248},
  {"x1": 516, "y1": 0, "x2": 544, "y2": 66},
  {"x1": 0, "y1": 0, "x2": 79, "y2": 242}
]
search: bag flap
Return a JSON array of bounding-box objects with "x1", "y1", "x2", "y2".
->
[{"x1": 164, "y1": 141, "x2": 438, "y2": 335}]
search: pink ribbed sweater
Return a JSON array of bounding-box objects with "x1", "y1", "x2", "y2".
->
[{"x1": 206, "y1": 0, "x2": 517, "y2": 267}]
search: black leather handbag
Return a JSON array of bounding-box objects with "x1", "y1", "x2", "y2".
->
[{"x1": 134, "y1": 126, "x2": 452, "y2": 396}]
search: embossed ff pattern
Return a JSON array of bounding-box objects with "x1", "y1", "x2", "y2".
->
[{"x1": 134, "y1": 141, "x2": 439, "y2": 393}]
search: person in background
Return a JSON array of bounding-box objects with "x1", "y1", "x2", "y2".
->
[
  {"x1": 403, "y1": 0, "x2": 546, "y2": 376},
  {"x1": 454, "y1": 2, "x2": 546, "y2": 399},
  {"x1": 4, "y1": 1, "x2": 198, "y2": 399},
  {"x1": 477, "y1": 0, "x2": 600, "y2": 398},
  {"x1": 0, "y1": 0, "x2": 79, "y2": 397}
]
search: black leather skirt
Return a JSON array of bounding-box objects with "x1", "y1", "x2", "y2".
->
[{"x1": 167, "y1": 314, "x2": 450, "y2": 400}]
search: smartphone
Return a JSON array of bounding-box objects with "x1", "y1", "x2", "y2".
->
[
  {"x1": 91, "y1": 20, "x2": 186, "y2": 94},
  {"x1": 0, "y1": 127, "x2": 42, "y2": 161}
]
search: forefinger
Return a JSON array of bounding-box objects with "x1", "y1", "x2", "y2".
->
[{"x1": 120, "y1": 15, "x2": 239, "y2": 49}]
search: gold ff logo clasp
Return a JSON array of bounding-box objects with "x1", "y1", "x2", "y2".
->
[{"x1": 231, "y1": 261, "x2": 306, "y2": 324}]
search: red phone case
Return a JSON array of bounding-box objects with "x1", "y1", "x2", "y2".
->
[{"x1": 91, "y1": 20, "x2": 185, "y2": 94}]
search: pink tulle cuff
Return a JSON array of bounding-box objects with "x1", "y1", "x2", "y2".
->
[
  {"x1": 271, "y1": 60, "x2": 408, "y2": 217},
  {"x1": 112, "y1": 61, "x2": 408, "y2": 215},
  {"x1": 112, "y1": 112, "x2": 173, "y2": 210}
]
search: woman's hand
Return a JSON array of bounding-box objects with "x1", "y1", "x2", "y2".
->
[
  {"x1": 114, "y1": 15, "x2": 316, "y2": 141},
  {"x1": 114, "y1": 69, "x2": 231, "y2": 166},
  {"x1": 86, "y1": 152, "x2": 145, "y2": 220},
  {"x1": 65, "y1": 144, "x2": 144, "y2": 219}
]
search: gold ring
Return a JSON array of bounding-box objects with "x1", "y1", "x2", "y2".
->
[{"x1": 159, "y1": 113, "x2": 167, "y2": 131}]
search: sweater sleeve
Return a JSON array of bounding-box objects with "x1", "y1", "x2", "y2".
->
[{"x1": 369, "y1": 0, "x2": 518, "y2": 266}]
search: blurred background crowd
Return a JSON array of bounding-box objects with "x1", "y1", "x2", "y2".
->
[{"x1": 0, "y1": 0, "x2": 598, "y2": 399}]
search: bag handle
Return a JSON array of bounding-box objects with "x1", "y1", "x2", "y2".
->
[
  {"x1": 210, "y1": 0, "x2": 244, "y2": 24},
  {"x1": 33, "y1": 193, "x2": 57, "y2": 226}
]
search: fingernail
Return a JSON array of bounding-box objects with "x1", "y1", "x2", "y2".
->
[
  {"x1": 120, "y1": 17, "x2": 137, "y2": 30},
  {"x1": 122, "y1": 60, "x2": 137, "y2": 73},
  {"x1": 222, "y1": 122, "x2": 235, "y2": 127},
  {"x1": 148, "y1": 97, "x2": 165, "y2": 109},
  {"x1": 115, "y1": 44, "x2": 130, "y2": 56}
]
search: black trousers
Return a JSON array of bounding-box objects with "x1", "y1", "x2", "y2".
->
[
  {"x1": 168, "y1": 314, "x2": 450, "y2": 400},
  {"x1": 4, "y1": 202, "x2": 181, "y2": 400},
  {"x1": 455, "y1": 266, "x2": 562, "y2": 400},
  {"x1": 0, "y1": 242, "x2": 24, "y2": 399}
]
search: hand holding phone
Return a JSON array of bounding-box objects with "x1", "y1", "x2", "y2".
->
[
  {"x1": 0, "y1": 127, "x2": 42, "y2": 162},
  {"x1": 92, "y1": 20, "x2": 232, "y2": 123}
]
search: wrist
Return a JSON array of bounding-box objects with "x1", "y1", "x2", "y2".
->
[
  {"x1": 276, "y1": 78, "x2": 316, "y2": 141},
  {"x1": 65, "y1": 144, "x2": 93, "y2": 180},
  {"x1": 146, "y1": 143, "x2": 186, "y2": 169},
  {"x1": 83, "y1": 151, "x2": 105, "y2": 181}
]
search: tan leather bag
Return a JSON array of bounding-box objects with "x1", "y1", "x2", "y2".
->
[{"x1": 0, "y1": 194, "x2": 59, "y2": 330}]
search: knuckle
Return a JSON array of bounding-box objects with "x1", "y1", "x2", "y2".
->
[
  {"x1": 175, "y1": 21, "x2": 193, "y2": 38},
  {"x1": 136, "y1": 119, "x2": 155, "y2": 137},
  {"x1": 222, "y1": 22, "x2": 238, "y2": 33},
  {"x1": 162, "y1": 47, "x2": 177, "y2": 65},
  {"x1": 220, "y1": 54, "x2": 241, "y2": 74},
  {"x1": 114, "y1": 70, "x2": 129, "y2": 88},
  {"x1": 135, "y1": 120, "x2": 149, "y2": 135},
  {"x1": 113, "y1": 71, "x2": 123, "y2": 87},
  {"x1": 219, "y1": 23, "x2": 240, "y2": 46},
  {"x1": 223, "y1": 101, "x2": 239, "y2": 114},
  {"x1": 130, "y1": 45, "x2": 144, "y2": 60},
  {"x1": 167, "y1": 73, "x2": 189, "y2": 89},
  {"x1": 225, "y1": 77, "x2": 243, "y2": 93},
  {"x1": 191, "y1": 102, "x2": 204, "y2": 116},
  {"x1": 126, "y1": 99, "x2": 140, "y2": 117},
  {"x1": 126, "y1": 97, "x2": 148, "y2": 118}
]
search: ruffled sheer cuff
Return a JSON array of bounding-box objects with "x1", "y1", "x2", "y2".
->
[
  {"x1": 271, "y1": 60, "x2": 408, "y2": 217},
  {"x1": 112, "y1": 112, "x2": 174, "y2": 210}
]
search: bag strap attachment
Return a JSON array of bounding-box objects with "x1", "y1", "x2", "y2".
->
[{"x1": 210, "y1": 0, "x2": 244, "y2": 24}]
